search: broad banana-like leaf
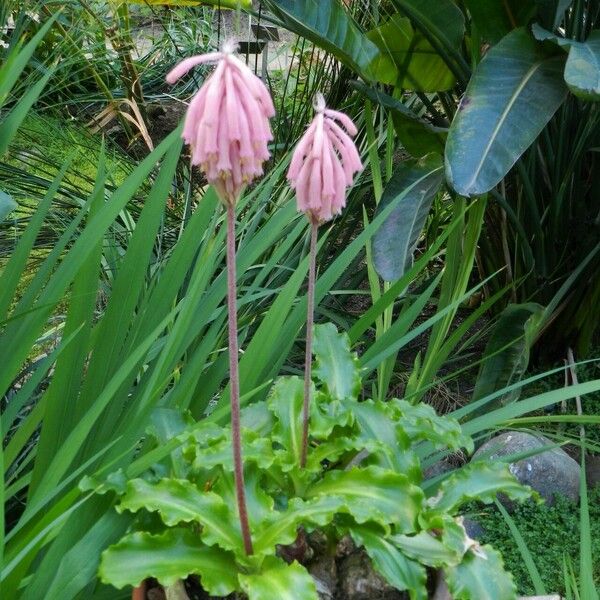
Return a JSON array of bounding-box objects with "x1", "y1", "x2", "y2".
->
[
  {"x1": 426, "y1": 461, "x2": 532, "y2": 514},
  {"x1": 306, "y1": 466, "x2": 424, "y2": 531},
  {"x1": 350, "y1": 524, "x2": 427, "y2": 600},
  {"x1": 0, "y1": 190, "x2": 16, "y2": 222},
  {"x1": 264, "y1": 0, "x2": 394, "y2": 82},
  {"x1": 392, "y1": 0, "x2": 465, "y2": 53},
  {"x1": 366, "y1": 14, "x2": 455, "y2": 91},
  {"x1": 351, "y1": 82, "x2": 446, "y2": 158},
  {"x1": 312, "y1": 323, "x2": 361, "y2": 401},
  {"x1": 445, "y1": 28, "x2": 567, "y2": 196},
  {"x1": 116, "y1": 478, "x2": 242, "y2": 551},
  {"x1": 444, "y1": 545, "x2": 517, "y2": 600},
  {"x1": 533, "y1": 25, "x2": 600, "y2": 100},
  {"x1": 535, "y1": 0, "x2": 573, "y2": 29},
  {"x1": 464, "y1": 0, "x2": 536, "y2": 44},
  {"x1": 99, "y1": 528, "x2": 238, "y2": 595},
  {"x1": 471, "y1": 303, "x2": 544, "y2": 408},
  {"x1": 239, "y1": 556, "x2": 318, "y2": 600},
  {"x1": 373, "y1": 154, "x2": 444, "y2": 281}
]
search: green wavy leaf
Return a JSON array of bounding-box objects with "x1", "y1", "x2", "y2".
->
[
  {"x1": 239, "y1": 556, "x2": 318, "y2": 600},
  {"x1": 427, "y1": 461, "x2": 532, "y2": 514},
  {"x1": 312, "y1": 323, "x2": 361, "y2": 402},
  {"x1": 353, "y1": 400, "x2": 421, "y2": 479},
  {"x1": 444, "y1": 545, "x2": 517, "y2": 600},
  {"x1": 117, "y1": 478, "x2": 242, "y2": 551},
  {"x1": 267, "y1": 376, "x2": 304, "y2": 467},
  {"x1": 253, "y1": 495, "x2": 347, "y2": 555},
  {"x1": 99, "y1": 529, "x2": 238, "y2": 595},
  {"x1": 307, "y1": 466, "x2": 424, "y2": 531},
  {"x1": 349, "y1": 524, "x2": 428, "y2": 599}
]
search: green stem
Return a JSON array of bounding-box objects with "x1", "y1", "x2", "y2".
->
[
  {"x1": 300, "y1": 220, "x2": 318, "y2": 469},
  {"x1": 226, "y1": 203, "x2": 253, "y2": 555}
]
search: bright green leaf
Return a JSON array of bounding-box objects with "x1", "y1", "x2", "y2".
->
[
  {"x1": 367, "y1": 14, "x2": 455, "y2": 91},
  {"x1": 239, "y1": 556, "x2": 318, "y2": 600},
  {"x1": 445, "y1": 545, "x2": 517, "y2": 600},
  {"x1": 99, "y1": 529, "x2": 238, "y2": 595},
  {"x1": 350, "y1": 524, "x2": 428, "y2": 599},
  {"x1": 117, "y1": 478, "x2": 242, "y2": 551},
  {"x1": 427, "y1": 461, "x2": 533, "y2": 514},
  {"x1": 307, "y1": 466, "x2": 423, "y2": 531},
  {"x1": 312, "y1": 323, "x2": 361, "y2": 402}
]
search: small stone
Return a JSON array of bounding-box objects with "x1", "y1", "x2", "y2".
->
[
  {"x1": 473, "y1": 432, "x2": 580, "y2": 506},
  {"x1": 462, "y1": 517, "x2": 485, "y2": 540},
  {"x1": 336, "y1": 534, "x2": 356, "y2": 558},
  {"x1": 337, "y1": 549, "x2": 407, "y2": 600},
  {"x1": 423, "y1": 457, "x2": 455, "y2": 480},
  {"x1": 308, "y1": 554, "x2": 337, "y2": 600}
]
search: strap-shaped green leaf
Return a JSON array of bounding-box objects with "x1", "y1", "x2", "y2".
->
[
  {"x1": 239, "y1": 556, "x2": 318, "y2": 600},
  {"x1": 99, "y1": 528, "x2": 238, "y2": 595}
]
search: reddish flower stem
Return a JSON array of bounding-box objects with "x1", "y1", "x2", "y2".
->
[
  {"x1": 226, "y1": 202, "x2": 253, "y2": 555},
  {"x1": 131, "y1": 581, "x2": 145, "y2": 600},
  {"x1": 300, "y1": 220, "x2": 319, "y2": 469}
]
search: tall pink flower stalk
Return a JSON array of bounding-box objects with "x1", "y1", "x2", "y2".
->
[
  {"x1": 287, "y1": 94, "x2": 362, "y2": 468},
  {"x1": 167, "y1": 41, "x2": 274, "y2": 556}
]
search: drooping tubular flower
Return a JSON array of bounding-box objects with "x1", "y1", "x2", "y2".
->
[
  {"x1": 287, "y1": 93, "x2": 362, "y2": 224},
  {"x1": 288, "y1": 94, "x2": 362, "y2": 469},
  {"x1": 166, "y1": 41, "x2": 275, "y2": 205}
]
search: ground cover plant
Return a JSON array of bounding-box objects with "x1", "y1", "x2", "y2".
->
[{"x1": 1, "y1": 1, "x2": 600, "y2": 599}]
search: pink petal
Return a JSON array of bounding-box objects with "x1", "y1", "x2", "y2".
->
[{"x1": 166, "y1": 53, "x2": 223, "y2": 84}]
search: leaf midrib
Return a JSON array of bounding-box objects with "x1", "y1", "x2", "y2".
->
[{"x1": 466, "y1": 59, "x2": 545, "y2": 193}]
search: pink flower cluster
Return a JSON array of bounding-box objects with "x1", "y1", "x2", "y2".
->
[
  {"x1": 287, "y1": 94, "x2": 362, "y2": 224},
  {"x1": 166, "y1": 42, "x2": 275, "y2": 205}
]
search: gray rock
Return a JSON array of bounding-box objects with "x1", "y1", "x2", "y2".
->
[
  {"x1": 308, "y1": 554, "x2": 337, "y2": 600},
  {"x1": 423, "y1": 457, "x2": 456, "y2": 480},
  {"x1": 462, "y1": 517, "x2": 485, "y2": 540},
  {"x1": 337, "y1": 550, "x2": 407, "y2": 600},
  {"x1": 472, "y1": 432, "x2": 580, "y2": 505}
]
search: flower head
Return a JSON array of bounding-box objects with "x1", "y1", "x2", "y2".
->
[
  {"x1": 287, "y1": 94, "x2": 362, "y2": 224},
  {"x1": 166, "y1": 41, "x2": 275, "y2": 205}
]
